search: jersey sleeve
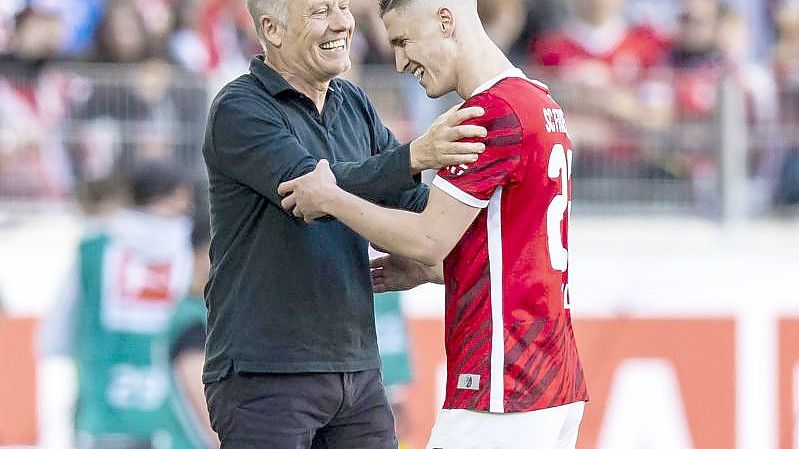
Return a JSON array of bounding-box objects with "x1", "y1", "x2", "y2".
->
[{"x1": 433, "y1": 93, "x2": 525, "y2": 208}]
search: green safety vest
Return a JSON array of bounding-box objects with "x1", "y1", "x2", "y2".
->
[
  {"x1": 374, "y1": 292, "x2": 412, "y2": 386},
  {"x1": 74, "y1": 235, "x2": 186, "y2": 443}
]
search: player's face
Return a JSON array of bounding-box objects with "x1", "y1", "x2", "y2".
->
[
  {"x1": 282, "y1": 0, "x2": 355, "y2": 83},
  {"x1": 382, "y1": 7, "x2": 458, "y2": 98}
]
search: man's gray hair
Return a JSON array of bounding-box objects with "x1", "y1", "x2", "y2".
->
[{"x1": 246, "y1": 0, "x2": 288, "y2": 43}]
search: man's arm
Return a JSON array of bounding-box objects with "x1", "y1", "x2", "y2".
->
[
  {"x1": 208, "y1": 97, "x2": 485, "y2": 210},
  {"x1": 279, "y1": 160, "x2": 480, "y2": 266}
]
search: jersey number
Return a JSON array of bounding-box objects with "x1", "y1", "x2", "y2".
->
[{"x1": 546, "y1": 144, "x2": 573, "y2": 308}]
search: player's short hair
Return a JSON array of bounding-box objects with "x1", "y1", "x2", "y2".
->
[
  {"x1": 379, "y1": 0, "x2": 414, "y2": 16},
  {"x1": 246, "y1": 0, "x2": 288, "y2": 43},
  {"x1": 379, "y1": 0, "x2": 477, "y2": 17}
]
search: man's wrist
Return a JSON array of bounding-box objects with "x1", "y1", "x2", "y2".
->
[
  {"x1": 409, "y1": 139, "x2": 428, "y2": 174},
  {"x1": 322, "y1": 186, "x2": 346, "y2": 216}
]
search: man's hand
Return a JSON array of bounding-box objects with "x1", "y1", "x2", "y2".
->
[
  {"x1": 410, "y1": 104, "x2": 488, "y2": 173},
  {"x1": 278, "y1": 159, "x2": 339, "y2": 223},
  {"x1": 370, "y1": 254, "x2": 441, "y2": 293}
]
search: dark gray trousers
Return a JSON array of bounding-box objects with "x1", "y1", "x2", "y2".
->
[{"x1": 205, "y1": 369, "x2": 397, "y2": 449}]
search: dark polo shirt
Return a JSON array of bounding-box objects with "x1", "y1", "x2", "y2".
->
[{"x1": 202, "y1": 56, "x2": 428, "y2": 381}]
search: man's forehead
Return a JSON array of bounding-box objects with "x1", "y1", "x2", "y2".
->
[
  {"x1": 295, "y1": 0, "x2": 332, "y2": 11},
  {"x1": 382, "y1": 7, "x2": 409, "y2": 35}
]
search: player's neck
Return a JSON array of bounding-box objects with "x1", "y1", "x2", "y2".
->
[{"x1": 456, "y1": 41, "x2": 515, "y2": 99}]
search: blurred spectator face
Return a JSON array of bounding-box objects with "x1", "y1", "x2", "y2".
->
[
  {"x1": 274, "y1": 0, "x2": 355, "y2": 84},
  {"x1": 11, "y1": 9, "x2": 62, "y2": 61},
  {"x1": 677, "y1": 0, "x2": 720, "y2": 54},
  {"x1": 175, "y1": 0, "x2": 202, "y2": 30},
  {"x1": 100, "y1": 1, "x2": 148, "y2": 63},
  {"x1": 716, "y1": 8, "x2": 748, "y2": 63},
  {"x1": 572, "y1": 0, "x2": 626, "y2": 24},
  {"x1": 776, "y1": 3, "x2": 799, "y2": 42},
  {"x1": 381, "y1": 4, "x2": 458, "y2": 99}
]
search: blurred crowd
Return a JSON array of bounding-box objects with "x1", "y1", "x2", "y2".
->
[{"x1": 0, "y1": 0, "x2": 797, "y2": 211}]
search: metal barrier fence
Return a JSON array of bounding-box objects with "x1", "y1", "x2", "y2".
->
[
  {"x1": 0, "y1": 62, "x2": 208, "y2": 207},
  {"x1": 0, "y1": 62, "x2": 794, "y2": 219}
]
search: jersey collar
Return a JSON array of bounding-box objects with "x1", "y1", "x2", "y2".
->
[{"x1": 470, "y1": 67, "x2": 549, "y2": 97}]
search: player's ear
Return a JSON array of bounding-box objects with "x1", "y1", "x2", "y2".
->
[
  {"x1": 261, "y1": 14, "x2": 284, "y2": 48},
  {"x1": 437, "y1": 7, "x2": 454, "y2": 38}
]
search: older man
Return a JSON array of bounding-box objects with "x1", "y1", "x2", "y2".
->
[
  {"x1": 279, "y1": 0, "x2": 588, "y2": 448},
  {"x1": 201, "y1": 0, "x2": 486, "y2": 448}
]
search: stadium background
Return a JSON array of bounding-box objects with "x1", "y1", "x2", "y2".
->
[{"x1": 0, "y1": 0, "x2": 798, "y2": 448}]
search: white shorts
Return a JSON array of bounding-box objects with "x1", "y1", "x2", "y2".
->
[{"x1": 425, "y1": 401, "x2": 585, "y2": 449}]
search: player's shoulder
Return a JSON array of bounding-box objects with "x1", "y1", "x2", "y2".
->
[{"x1": 466, "y1": 76, "x2": 555, "y2": 118}]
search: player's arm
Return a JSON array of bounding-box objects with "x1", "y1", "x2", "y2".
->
[
  {"x1": 279, "y1": 160, "x2": 480, "y2": 266},
  {"x1": 210, "y1": 96, "x2": 485, "y2": 216}
]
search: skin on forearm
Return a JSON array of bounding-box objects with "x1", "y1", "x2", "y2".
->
[{"x1": 325, "y1": 186, "x2": 479, "y2": 266}]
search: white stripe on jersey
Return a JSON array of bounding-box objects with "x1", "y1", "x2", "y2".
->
[
  {"x1": 487, "y1": 186, "x2": 505, "y2": 413},
  {"x1": 432, "y1": 175, "x2": 490, "y2": 209}
]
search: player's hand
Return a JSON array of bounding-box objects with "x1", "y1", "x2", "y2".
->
[
  {"x1": 370, "y1": 254, "x2": 431, "y2": 293},
  {"x1": 409, "y1": 104, "x2": 488, "y2": 173},
  {"x1": 278, "y1": 159, "x2": 338, "y2": 223}
]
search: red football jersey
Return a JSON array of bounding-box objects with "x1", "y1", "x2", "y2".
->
[{"x1": 432, "y1": 68, "x2": 588, "y2": 413}]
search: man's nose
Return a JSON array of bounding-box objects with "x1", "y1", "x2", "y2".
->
[
  {"x1": 329, "y1": 5, "x2": 353, "y2": 31},
  {"x1": 394, "y1": 49, "x2": 408, "y2": 73}
]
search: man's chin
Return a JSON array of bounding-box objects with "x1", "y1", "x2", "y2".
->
[
  {"x1": 322, "y1": 61, "x2": 351, "y2": 79},
  {"x1": 425, "y1": 87, "x2": 446, "y2": 99}
]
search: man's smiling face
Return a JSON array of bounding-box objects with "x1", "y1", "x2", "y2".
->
[{"x1": 282, "y1": 0, "x2": 355, "y2": 83}]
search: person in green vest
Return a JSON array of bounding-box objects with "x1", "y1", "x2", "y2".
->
[
  {"x1": 373, "y1": 291, "x2": 414, "y2": 449},
  {"x1": 153, "y1": 213, "x2": 217, "y2": 449},
  {"x1": 39, "y1": 162, "x2": 194, "y2": 449}
]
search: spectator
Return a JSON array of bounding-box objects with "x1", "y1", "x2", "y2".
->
[
  {"x1": 168, "y1": 0, "x2": 211, "y2": 74},
  {"x1": 506, "y1": 0, "x2": 569, "y2": 65},
  {"x1": 91, "y1": 0, "x2": 151, "y2": 64},
  {"x1": 478, "y1": 0, "x2": 527, "y2": 53},
  {"x1": 531, "y1": 0, "x2": 673, "y2": 178},
  {"x1": 195, "y1": 0, "x2": 253, "y2": 86},
  {"x1": 0, "y1": 6, "x2": 77, "y2": 199},
  {"x1": 666, "y1": 0, "x2": 777, "y2": 208},
  {"x1": 772, "y1": 1, "x2": 799, "y2": 207},
  {"x1": 533, "y1": 0, "x2": 670, "y2": 82},
  {"x1": 0, "y1": 1, "x2": 25, "y2": 56},
  {"x1": 31, "y1": 0, "x2": 105, "y2": 56}
]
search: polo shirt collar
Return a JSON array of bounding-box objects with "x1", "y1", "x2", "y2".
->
[
  {"x1": 250, "y1": 55, "x2": 342, "y2": 98},
  {"x1": 250, "y1": 55, "x2": 295, "y2": 96}
]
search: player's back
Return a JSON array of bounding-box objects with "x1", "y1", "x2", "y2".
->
[{"x1": 433, "y1": 70, "x2": 588, "y2": 414}]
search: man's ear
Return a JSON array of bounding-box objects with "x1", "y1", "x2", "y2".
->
[
  {"x1": 438, "y1": 7, "x2": 454, "y2": 38},
  {"x1": 261, "y1": 15, "x2": 284, "y2": 48}
]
